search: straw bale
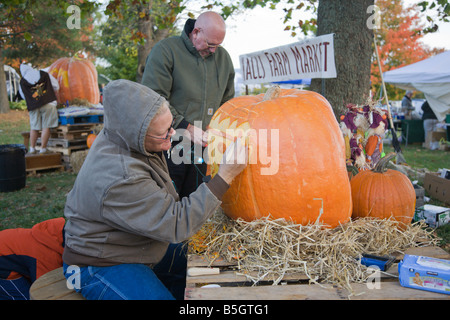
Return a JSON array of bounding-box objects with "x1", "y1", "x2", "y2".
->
[{"x1": 70, "y1": 150, "x2": 89, "y2": 173}]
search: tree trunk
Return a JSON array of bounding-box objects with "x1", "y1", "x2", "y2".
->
[
  {"x1": 136, "y1": 17, "x2": 153, "y2": 83},
  {"x1": 0, "y1": 58, "x2": 11, "y2": 114},
  {"x1": 135, "y1": 3, "x2": 171, "y2": 83},
  {"x1": 136, "y1": 27, "x2": 170, "y2": 83},
  {"x1": 310, "y1": 0, "x2": 374, "y2": 118}
]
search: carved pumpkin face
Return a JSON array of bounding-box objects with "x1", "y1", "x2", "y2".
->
[
  {"x1": 207, "y1": 87, "x2": 352, "y2": 228},
  {"x1": 49, "y1": 57, "x2": 100, "y2": 105}
]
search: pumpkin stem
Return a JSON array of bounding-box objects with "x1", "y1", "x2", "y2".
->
[
  {"x1": 373, "y1": 152, "x2": 396, "y2": 173},
  {"x1": 263, "y1": 86, "x2": 281, "y2": 101}
]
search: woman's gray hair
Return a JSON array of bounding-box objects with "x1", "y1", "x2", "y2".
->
[{"x1": 153, "y1": 100, "x2": 170, "y2": 118}]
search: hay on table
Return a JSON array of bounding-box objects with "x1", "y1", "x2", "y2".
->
[{"x1": 188, "y1": 210, "x2": 439, "y2": 295}]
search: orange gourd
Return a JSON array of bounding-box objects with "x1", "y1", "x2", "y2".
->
[
  {"x1": 48, "y1": 57, "x2": 100, "y2": 104},
  {"x1": 207, "y1": 87, "x2": 352, "y2": 228},
  {"x1": 350, "y1": 153, "x2": 416, "y2": 228},
  {"x1": 86, "y1": 133, "x2": 97, "y2": 148}
]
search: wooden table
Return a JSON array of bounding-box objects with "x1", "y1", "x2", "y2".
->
[
  {"x1": 30, "y1": 246, "x2": 450, "y2": 300},
  {"x1": 185, "y1": 246, "x2": 450, "y2": 300}
]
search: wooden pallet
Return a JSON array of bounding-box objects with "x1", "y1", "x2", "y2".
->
[
  {"x1": 35, "y1": 135, "x2": 88, "y2": 156},
  {"x1": 21, "y1": 123, "x2": 100, "y2": 171},
  {"x1": 53, "y1": 123, "x2": 98, "y2": 134},
  {"x1": 59, "y1": 114, "x2": 103, "y2": 125},
  {"x1": 21, "y1": 124, "x2": 96, "y2": 148},
  {"x1": 36, "y1": 145, "x2": 87, "y2": 156},
  {"x1": 25, "y1": 153, "x2": 64, "y2": 174},
  {"x1": 37, "y1": 137, "x2": 87, "y2": 149},
  {"x1": 185, "y1": 246, "x2": 450, "y2": 300},
  {"x1": 36, "y1": 139, "x2": 87, "y2": 157},
  {"x1": 50, "y1": 129, "x2": 90, "y2": 140}
]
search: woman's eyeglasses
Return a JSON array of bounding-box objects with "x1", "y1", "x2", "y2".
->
[{"x1": 147, "y1": 120, "x2": 175, "y2": 140}]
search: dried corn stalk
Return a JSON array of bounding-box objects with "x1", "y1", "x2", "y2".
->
[{"x1": 188, "y1": 210, "x2": 440, "y2": 294}]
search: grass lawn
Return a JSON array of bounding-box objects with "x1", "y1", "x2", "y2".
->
[
  {"x1": 0, "y1": 171, "x2": 76, "y2": 230},
  {"x1": 0, "y1": 110, "x2": 449, "y2": 251},
  {"x1": 384, "y1": 144, "x2": 449, "y2": 173},
  {"x1": 0, "y1": 110, "x2": 76, "y2": 229},
  {"x1": 0, "y1": 109, "x2": 30, "y2": 144}
]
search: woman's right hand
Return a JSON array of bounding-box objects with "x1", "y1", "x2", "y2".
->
[{"x1": 217, "y1": 138, "x2": 248, "y2": 185}]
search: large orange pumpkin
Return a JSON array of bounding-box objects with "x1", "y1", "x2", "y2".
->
[
  {"x1": 350, "y1": 153, "x2": 416, "y2": 227},
  {"x1": 48, "y1": 57, "x2": 100, "y2": 104},
  {"x1": 207, "y1": 87, "x2": 352, "y2": 228}
]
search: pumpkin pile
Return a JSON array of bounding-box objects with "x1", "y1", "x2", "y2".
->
[
  {"x1": 48, "y1": 56, "x2": 100, "y2": 105},
  {"x1": 195, "y1": 88, "x2": 427, "y2": 294}
]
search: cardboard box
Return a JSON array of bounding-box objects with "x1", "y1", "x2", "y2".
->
[
  {"x1": 398, "y1": 254, "x2": 450, "y2": 295},
  {"x1": 441, "y1": 169, "x2": 450, "y2": 179},
  {"x1": 423, "y1": 173, "x2": 450, "y2": 205},
  {"x1": 414, "y1": 184, "x2": 425, "y2": 208},
  {"x1": 414, "y1": 204, "x2": 450, "y2": 228},
  {"x1": 423, "y1": 131, "x2": 447, "y2": 149}
]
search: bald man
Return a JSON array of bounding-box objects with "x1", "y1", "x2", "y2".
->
[{"x1": 142, "y1": 11, "x2": 235, "y2": 198}]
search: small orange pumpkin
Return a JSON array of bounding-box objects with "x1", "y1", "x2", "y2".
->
[
  {"x1": 87, "y1": 133, "x2": 97, "y2": 148},
  {"x1": 350, "y1": 153, "x2": 416, "y2": 227},
  {"x1": 49, "y1": 57, "x2": 100, "y2": 105},
  {"x1": 207, "y1": 86, "x2": 352, "y2": 228}
]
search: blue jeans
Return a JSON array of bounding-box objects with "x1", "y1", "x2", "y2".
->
[{"x1": 63, "y1": 243, "x2": 187, "y2": 300}]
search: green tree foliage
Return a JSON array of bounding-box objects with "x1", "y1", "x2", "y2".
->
[
  {"x1": 95, "y1": 7, "x2": 140, "y2": 81},
  {"x1": 96, "y1": 0, "x2": 183, "y2": 81},
  {"x1": 371, "y1": 0, "x2": 445, "y2": 101},
  {"x1": 206, "y1": 0, "x2": 448, "y2": 37},
  {"x1": 0, "y1": 0, "x2": 98, "y2": 113},
  {"x1": 417, "y1": 0, "x2": 450, "y2": 33},
  {"x1": 1, "y1": 0, "x2": 98, "y2": 66},
  {"x1": 102, "y1": 0, "x2": 186, "y2": 82}
]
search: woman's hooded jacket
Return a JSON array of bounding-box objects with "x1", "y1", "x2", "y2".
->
[{"x1": 63, "y1": 79, "x2": 227, "y2": 267}]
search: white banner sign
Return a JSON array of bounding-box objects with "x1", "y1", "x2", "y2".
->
[{"x1": 239, "y1": 34, "x2": 336, "y2": 85}]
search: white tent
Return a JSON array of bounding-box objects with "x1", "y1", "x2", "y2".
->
[{"x1": 383, "y1": 51, "x2": 450, "y2": 122}]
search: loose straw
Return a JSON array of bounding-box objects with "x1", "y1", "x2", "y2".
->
[{"x1": 188, "y1": 210, "x2": 440, "y2": 295}]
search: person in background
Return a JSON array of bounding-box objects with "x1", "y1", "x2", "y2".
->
[
  {"x1": 421, "y1": 100, "x2": 439, "y2": 142},
  {"x1": 62, "y1": 80, "x2": 247, "y2": 300},
  {"x1": 401, "y1": 90, "x2": 414, "y2": 118},
  {"x1": 99, "y1": 83, "x2": 105, "y2": 104},
  {"x1": 0, "y1": 218, "x2": 65, "y2": 300},
  {"x1": 141, "y1": 11, "x2": 235, "y2": 199},
  {"x1": 19, "y1": 64, "x2": 59, "y2": 155}
]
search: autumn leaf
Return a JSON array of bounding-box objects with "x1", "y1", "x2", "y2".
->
[{"x1": 370, "y1": 0, "x2": 443, "y2": 100}]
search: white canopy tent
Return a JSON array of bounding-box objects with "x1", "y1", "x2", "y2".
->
[{"x1": 383, "y1": 51, "x2": 450, "y2": 122}]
